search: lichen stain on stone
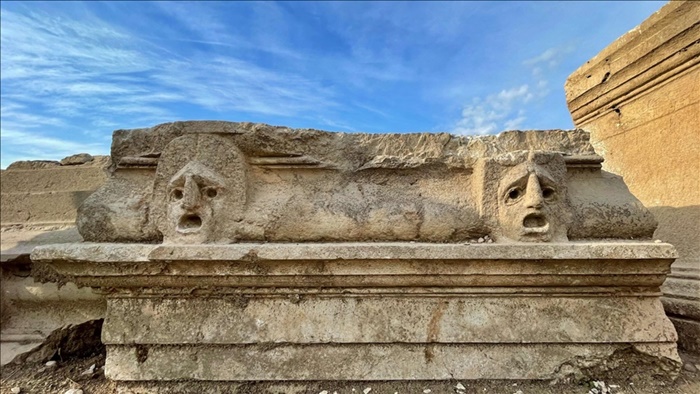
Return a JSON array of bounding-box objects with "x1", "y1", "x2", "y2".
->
[{"x1": 424, "y1": 301, "x2": 449, "y2": 363}]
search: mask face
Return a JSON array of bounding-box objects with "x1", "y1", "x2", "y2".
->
[
  {"x1": 490, "y1": 151, "x2": 570, "y2": 242},
  {"x1": 166, "y1": 162, "x2": 227, "y2": 244},
  {"x1": 152, "y1": 133, "x2": 247, "y2": 244}
]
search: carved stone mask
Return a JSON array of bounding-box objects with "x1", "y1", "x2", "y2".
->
[
  {"x1": 165, "y1": 162, "x2": 226, "y2": 243},
  {"x1": 152, "y1": 134, "x2": 247, "y2": 244},
  {"x1": 492, "y1": 151, "x2": 571, "y2": 242}
]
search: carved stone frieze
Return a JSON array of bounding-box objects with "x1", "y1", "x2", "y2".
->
[{"x1": 77, "y1": 121, "x2": 656, "y2": 244}]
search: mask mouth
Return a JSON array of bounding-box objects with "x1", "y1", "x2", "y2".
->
[
  {"x1": 522, "y1": 213, "x2": 549, "y2": 234},
  {"x1": 178, "y1": 214, "x2": 203, "y2": 233}
]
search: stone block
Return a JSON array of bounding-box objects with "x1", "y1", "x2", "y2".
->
[{"x1": 32, "y1": 242, "x2": 682, "y2": 380}]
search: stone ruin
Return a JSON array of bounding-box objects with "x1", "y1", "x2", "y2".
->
[{"x1": 29, "y1": 121, "x2": 681, "y2": 381}]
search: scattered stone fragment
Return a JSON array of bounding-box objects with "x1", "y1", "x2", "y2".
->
[
  {"x1": 64, "y1": 389, "x2": 83, "y2": 394},
  {"x1": 60, "y1": 153, "x2": 94, "y2": 166},
  {"x1": 683, "y1": 362, "x2": 698, "y2": 372},
  {"x1": 478, "y1": 237, "x2": 485, "y2": 243},
  {"x1": 423, "y1": 389, "x2": 432, "y2": 393},
  {"x1": 455, "y1": 382, "x2": 466, "y2": 391},
  {"x1": 514, "y1": 390, "x2": 523, "y2": 394},
  {"x1": 319, "y1": 391, "x2": 328, "y2": 394},
  {"x1": 363, "y1": 388, "x2": 372, "y2": 394},
  {"x1": 11, "y1": 388, "x2": 21, "y2": 394},
  {"x1": 81, "y1": 363, "x2": 96, "y2": 376},
  {"x1": 45, "y1": 360, "x2": 57, "y2": 368}
]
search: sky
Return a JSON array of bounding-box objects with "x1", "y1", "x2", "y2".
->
[{"x1": 1, "y1": 1, "x2": 666, "y2": 168}]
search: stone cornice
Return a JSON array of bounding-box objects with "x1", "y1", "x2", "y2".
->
[{"x1": 565, "y1": 1, "x2": 700, "y2": 125}]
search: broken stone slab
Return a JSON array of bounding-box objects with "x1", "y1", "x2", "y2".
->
[
  {"x1": 76, "y1": 123, "x2": 656, "y2": 244},
  {"x1": 60, "y1": 153, "x2": 94, "y2": 166},
  {"x1": 8, "y1": 319, "x2": 104, "y2": 364},
  {"x1": 32, "y1": 241, "x2": 681, "y2": 381}
]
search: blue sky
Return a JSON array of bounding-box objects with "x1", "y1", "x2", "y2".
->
[{"x1": 1, "y1": 1, "x2": 666, "y2": 168}]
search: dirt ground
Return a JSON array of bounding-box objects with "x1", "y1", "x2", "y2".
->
[{"x1": 1, "y1": 351, "x2": 699, "y2": 394}]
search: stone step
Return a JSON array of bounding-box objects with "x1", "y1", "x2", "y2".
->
[{"x1": 0, "y1": 167, "x2": 107, "y2": 194}]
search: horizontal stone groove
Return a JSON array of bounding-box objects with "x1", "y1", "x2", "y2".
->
[
  {"x1": 569, "y1": 27, "x2": 700, "y2": 110},
  {"x1": 662, "y1": 293, "x2": 700, "y2": 302},
  {"x1": 572, "y1": 46, "x2": 700, "y2": 124},
  {"x1": 107, "y1": 342, "x2": 673, "y2": 348},
  {"x1": 106, "y1": 292, "x2": 663, "y2": 299}
]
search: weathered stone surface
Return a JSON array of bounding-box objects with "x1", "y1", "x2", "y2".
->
[
  {"x1": 103, "y1": 297, "x2": 676, "y2": 345},
  {"x1": 105, "y1": 343, "x2": 680, "y2": 381},
  {"x1": 9, "y1": 319, "x2": 104, "y2": 364},
  {"x1": 1, "y1": 158, "x2": 109, "y2": 225},
  {"x1": 32, "y1": 241, "x2": 681, "y2": 380},
  {"x1": 78, "y1": 122, "x2": 655, "y2": 243},
  {"x1": 565, "y1": 0, "x2": 700, "y2": 353},
  {"x1": 77, "y1": 170, "x2": 160, "y2": 242},
  {"x1": 60, "y1": 153, "x2": 94, "y2": 166},
  {"x1": 6, "y1": 160, "x2": 60, "y2": 170},
  {"x1": 27, "y1": 119, "x2": 682, "y2": 381}
]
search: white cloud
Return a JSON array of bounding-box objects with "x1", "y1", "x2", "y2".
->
[
  {"x1": 453, "y1": 85, "x2": 532, "y2": 135},
  {"x1": 0, "y1": 5, "x2": 349, "y2": 166},
  {"x1": 522, "y1": 44, "x2": 575, "y2": 100},
  {"x1": 523, "y1": 45, "x2": 575, "y2": 68},
  {"x1": 0, "y1": 127, "x2": 109, "y2": 168}
]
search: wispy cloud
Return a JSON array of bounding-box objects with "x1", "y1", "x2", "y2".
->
[
  {"x1": 453, "y1": 85, "x2": 532, "y2": 135},
  {"x1": 0, "y1": 126, "x2": 109, "y2": 168},
  {"x1": 522, "y1": 44, "x2": 576, "y2": 98},
  {"x1": 0, "y1": 4, "x2": 346, "y2": 167}
]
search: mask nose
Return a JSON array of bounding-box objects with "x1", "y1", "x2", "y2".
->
[
  {"x1": 524, "y1": 173, "x2": 544, "y2": 209},
  {"x1": 181, "y1": 175, "x2": 201, "y2": 210}
]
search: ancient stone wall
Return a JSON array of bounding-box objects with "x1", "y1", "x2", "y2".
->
[
  {"x1": 565, "y1": 0, "x2": 700, "y2": 353},
  {"x1": 0, "y1": 154, "x2": 110, "y2": 365}
]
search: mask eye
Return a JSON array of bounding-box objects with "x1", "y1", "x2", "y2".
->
[
  {"x1": 171, "y1": 188, "x2": 184, "y2": 201},
  {"x1": 203, "y1": 187, "x2": 218, "y2": 199},
  {"x1": 542, "y1": 187, "x2": 555, "y2": 200},
  {"x1": 506, "y1": 187, "x2": 523, "y2": 203}
]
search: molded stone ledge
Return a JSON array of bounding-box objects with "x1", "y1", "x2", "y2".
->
[
  {"x1": 32, "y1": 241, "x2": 678, "y2": 262},
  {"x1": 31, "y1": 242, "x2": 676, "y2": 289}
]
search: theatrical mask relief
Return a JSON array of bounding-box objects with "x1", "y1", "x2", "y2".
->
[{"x1": 75, "y1": 122, "x2": 657, "y2": 244}]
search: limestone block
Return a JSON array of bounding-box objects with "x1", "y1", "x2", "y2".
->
[
  {"x1": 0, "y1": 157, "x2": 109, "y2": 226},
  {"x1": 565, "y1": 0, "x2": 700, "y2": 353},
  {"x1": 102, "y1": 296, "x2": 676, "y2": 345},
  {"x1": 77, "y1": 123, "x2": 655, "y2": 244},
  {"x1": 60, "y1": 153, "x2": 94, "y2": 166},
  {"x1": 0, "y1": 167, "x2": 109, "y2": 194},
  {"x1": 0, "y1": 191, "x2": 95, "y2": 225},
  {"x1": 32, "y1": 242, "x2": 682, "y2": 380}
]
